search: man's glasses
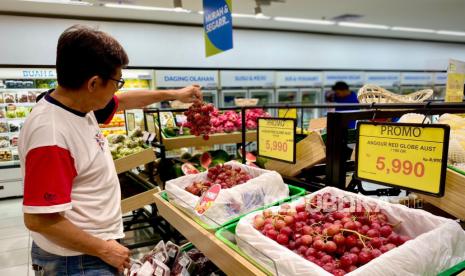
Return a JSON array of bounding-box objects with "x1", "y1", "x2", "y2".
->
[{"x1": 109, "y1": 77, "x2": 125, "y2": 90}]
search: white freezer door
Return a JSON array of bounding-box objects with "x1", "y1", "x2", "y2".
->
[
  {"x1": 248, "y1": 89, "x2": 275, "y2": 105},
  {"x1": 221, "y1": 89, "x2": 247, "y2": 107},
  {"x1": 276, "y1": 89, "x2": 299, "y2": 104}
]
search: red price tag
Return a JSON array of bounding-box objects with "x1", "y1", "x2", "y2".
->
[{"x1": 194, "y1": 184, "x2": 221, "y2": 216}]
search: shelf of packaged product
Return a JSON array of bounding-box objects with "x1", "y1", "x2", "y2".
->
[
  {"x1": 418, "y1": 168, "x2": 465, "y2": 221},
  {"x1": 162, "y1": 131, "x2": 257, "y2": 151},
  {"x1": 113, "y1": 148, "x2": 156, "y2": 174},
  {"x1": 153, "y1": 192, "x2": 267, "y2": 276},
  {"x1": 0, "y1": 160, "x2": 20, "y2": 167}
]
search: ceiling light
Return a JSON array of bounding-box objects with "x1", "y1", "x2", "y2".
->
[
  {"x1": 436, "y1": 30, "x2": 465, "y2": 36},
  {"x1": 391, "y1": 26, "x2": 435, "y2": 33},
  {"x1": 338, "y1": 22, "x2": 389, "y2": 29},
  {"x1": 232, "y1": 13, "x2": 270, "y2": 20},
  {"x1": 104, "y1": 3, "x2": 190, "y2": 13},
  {"x1": 20, "y1": 0, "x2": 92, "y2": 5},
  {"x1": 274, "y1": 17, "x2": 335, "y2": 25}
]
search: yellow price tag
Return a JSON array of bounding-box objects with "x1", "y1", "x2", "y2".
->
[
  {"x1": 356, "y1": 122, "x2": 449, "y2": 196},
  {"x1": 445, "y1": 72, "x2": 465, "y2": 102},
  {"x1": 258, "y1": 118, "x2": 296, "y2": 163},
  {"x1": 278, "y1": 108, "x2": 297, "y2": 119}
]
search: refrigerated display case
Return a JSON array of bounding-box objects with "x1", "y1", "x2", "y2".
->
[
  {"x1": 433, "y1": 72, "x2": 447, "y2": 100},
  {"x1": 400, "y1": 72, "x2": 434, "y2": 95},
  {"x1": 221, "y1": 89, "x2": 247, "y2": 107},
  {"x1": 99, "y1": 69, "x2": 154, "y2": 135},
  {"x1": 364, "y1": 72, "x2": 401, "y2": 94},
  {"x1": 248, "y1": 89, "x2": 274, "y2": 105},
  {"x1": 0, "y1": 68, "x2": 57, "y2": 198},
  {"x1": 276, "y1": 88, "x2": 299, "y2": 104}
]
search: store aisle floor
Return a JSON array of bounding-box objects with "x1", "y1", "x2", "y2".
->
[{"x1": 0, "y1": 198, "x2": 34, "y2": 276}]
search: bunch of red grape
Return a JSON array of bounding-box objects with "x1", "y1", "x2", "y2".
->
[
  {"x1": 185, "y1": 164, "x2": 253, "y2": 196},
  {"x1": 184, "y1": 99, "x2": 214, "y2": 140},
  {"x1": 252, "y1": 193, "x2": 411, "y2": 275}
]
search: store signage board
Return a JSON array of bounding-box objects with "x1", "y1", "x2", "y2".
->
[
  {"x1": 0, "y1": 68, "x2": 56, "y2": 79},
  {"x1": 323, "y1": 71, "x2": 364, "y2": 86},
  {"x1": 203, "y1": 0, "x2": 233, "y2": 57},
  {"x1": 400, "y1": 72, "x2": 433, "y2": 85},
  {"x1": 355, "y1": 122, "x2": 449, "y2": 197},
  {"x1": 434, "y1": 72, "x2": 447, "y2": 85},
  {"x1": 220, "y1": 71, "x2": 275, "y2": 87},
  {"x1": 122, "y1": 69, "x2": 152, "y2": 80},
  {"x1": 155, "y1": 70, "x2": 218, "y2": 88},
  {"x1": 445, "y1": 59, "x2": 465, "y2": 102},
  {"x1": 257, "y1": 118, "x2": 296, "y2": 164},
  {"x1": 364, "y1": 72, "x2": 401, "y2": 87},
  {"x1": 276, "y1": 72, "x2": 323, "y2": 87},
  {"x1": 278, "y1": 108, "x2": 297, "y2": 119}
]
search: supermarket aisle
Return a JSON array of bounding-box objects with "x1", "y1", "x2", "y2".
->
[{"x1": 0, "y1": 198, "x2": 34, "y2": 276}]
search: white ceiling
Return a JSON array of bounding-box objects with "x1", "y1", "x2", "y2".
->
[{"x1": 1, "y1": 0, "x2": 465, "y2": 43}]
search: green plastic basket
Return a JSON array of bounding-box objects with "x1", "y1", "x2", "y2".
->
[
  {"x1": 160, "y1": 184, "x2": 306, "y2": 231},
  {"x1": 438, "y1": 260, "x2": 465, "y2": 276},
  {"x1": 448, "y1": 164, "x2": 465, "y2": 176},
  {"x1": 215, "y1": 222, "x2": 273, "y2": 275}
]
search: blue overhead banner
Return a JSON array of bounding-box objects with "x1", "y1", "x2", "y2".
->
[{"x1": 203, "y1": 0, "x2": 233, "y2": 57}]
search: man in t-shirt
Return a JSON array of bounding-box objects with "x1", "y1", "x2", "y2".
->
[
  {"x1": 325, "y1": 81, "x2": 359, "y2": 128},
  {"x1": 19, "y1": 25, "x2": 202, "y2": 275}
]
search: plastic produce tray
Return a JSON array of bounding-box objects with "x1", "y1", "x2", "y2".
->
[
  {"x1": 160, "y1": 184, "x2": 305, "y2": 231},
  {"x1": 438, "y1": 259, "x2": 465, "y2": 276}
]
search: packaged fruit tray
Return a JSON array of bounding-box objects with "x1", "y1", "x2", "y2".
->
[
  {"x1": 235, "y1": 187, "x2": 465, "y2": 276},
  {"x1": 160, "y1": 184, "x2": 305, "y2": 231}
]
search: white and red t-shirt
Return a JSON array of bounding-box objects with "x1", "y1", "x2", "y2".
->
[{"x1": 19, "y1": 90, "x2": 123, "y2": 256}]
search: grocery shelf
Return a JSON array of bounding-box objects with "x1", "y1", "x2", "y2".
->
[
  {"x1": 113, "y1": 148, "x2": 156, "y2": 174},
  {"x1": 0, "y1": 103, "x2": 35, "y2": 107},
  {"x1": 119, "y1": 88, "x2": 150, "y2": 91},
  {"x1": 153, "y1": 192, "x2": 267, "y2": 276},
  {"x1": 162, "y1": 131, "x2": 257, "y2": 150},
  {"x1": 0, "y1": 160, "x2": 20, "y2": 167},
  {"x1": 99, "y1": 126, "x2": 125, "y2": 131}
]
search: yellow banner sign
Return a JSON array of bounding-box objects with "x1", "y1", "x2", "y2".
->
[
  {"x1": 258, "y1": 118, "x2": 296, "y2": 163},
  {"x1": 278, "y1": 108, "x2": 297, "y2": 119},
  {"x1": 356, "y1": 122, "x2": 449, "y2": 196}
]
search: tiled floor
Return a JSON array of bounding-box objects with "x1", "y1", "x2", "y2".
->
[{"x1": 0, "y1": 197, "x2": 34, "y2": 276}]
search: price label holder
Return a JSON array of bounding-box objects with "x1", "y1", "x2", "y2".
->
[
  {"x1": 278, "y1": 108, "x2": 297, "y2": 119},
  {"x1": 194, "y1": 184, "x2": 221, "y2": 216},
  {"x1": 355, "y1": 122, "x2": 450, "y2": 197},
  {"x1": 257, "y1": 117, "x2": 296, "y2": 164}
]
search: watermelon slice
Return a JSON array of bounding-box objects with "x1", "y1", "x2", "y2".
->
[
  {"x1": 200, "y1": 152, "x2": 212, "y2": 169},
  {"x1": 181, "y1": 163, "x2": 200, "y2": 175}
]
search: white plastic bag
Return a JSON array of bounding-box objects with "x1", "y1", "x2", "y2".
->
[
  {"x1": 236, "y1": 187, "x2": 465, "y2": 276},
  {"x1": 165, "y1": 161, "x2": 289, "y2": 227}
]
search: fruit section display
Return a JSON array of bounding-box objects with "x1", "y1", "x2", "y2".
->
[
  {"x1": 0, "y1": 79, "x2": 52, "y2": 166},
  {"x1": 108, "y1": 129, "x2": 147, "y2": 160},
  {"x1": 235, "y1": 187, "x2": 465, "y2": 275},
  {"x1": 126, "y1": 240, "x2": 224, "y2": 276},
  {"x1": 166, "y1": 161, "x2": 289, "y2": 227},
  {"x1": 185, "y1": 164, "x2": 253, "y2": 196},
  {"x1": 251, "y1": 193, "x2": 410, "y2": 275}
]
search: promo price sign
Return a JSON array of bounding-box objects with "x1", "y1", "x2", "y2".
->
[
  {"x1": 278, "y1": 108, "x2": 297, "y2": 119},
  {"x1": 355, "y1": 122, "x2": 450, "y2": 196},
  {"x1": 257, "y1": 118, "x2": 296, "y2": 163}
]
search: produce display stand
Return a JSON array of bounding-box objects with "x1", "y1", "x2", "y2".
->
[
  {"x1": 418, "y1": 167, "x2": 465, "y2": 220},
  {"x1": 153, "y1": 191, "x2": 268, "y2": 276},
  {"x1": 162, "y1": 131, "x2": 257, "y2": 150},
  {"x1": 113, "y1": 147, "x2": 155, "y2": 174}
]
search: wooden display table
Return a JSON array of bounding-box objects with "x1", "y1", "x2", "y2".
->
[
  {"x1": 162, "y1": 131, "x2": 257, "y2": 150},
  {"x1": 153, "y1": 192, "x2": 266, "y2": 276}
]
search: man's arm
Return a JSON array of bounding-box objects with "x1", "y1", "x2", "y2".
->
[
  {"x1": 24, "y1": 213, "x2": 130, "y2": 272},
  {"x1": 116, "y1": 85, "x2": 202, "y2": 111}
]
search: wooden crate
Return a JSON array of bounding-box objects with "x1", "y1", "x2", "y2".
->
[
  {"x1": 153, "y1": 192, "x2": 267, "y2": 276},
  {"x1": 113, "y1": 148, "x2": 155, "y2": 174},
  {"x1": 265, "y1": 132, "x2": 326, "y2": 177},
  {"x1": 419, "y1": 169, "x2": 465, "y2": 220},
  {"x1": 163, "y1": 131, "x2": 257, "y2": 150}
]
